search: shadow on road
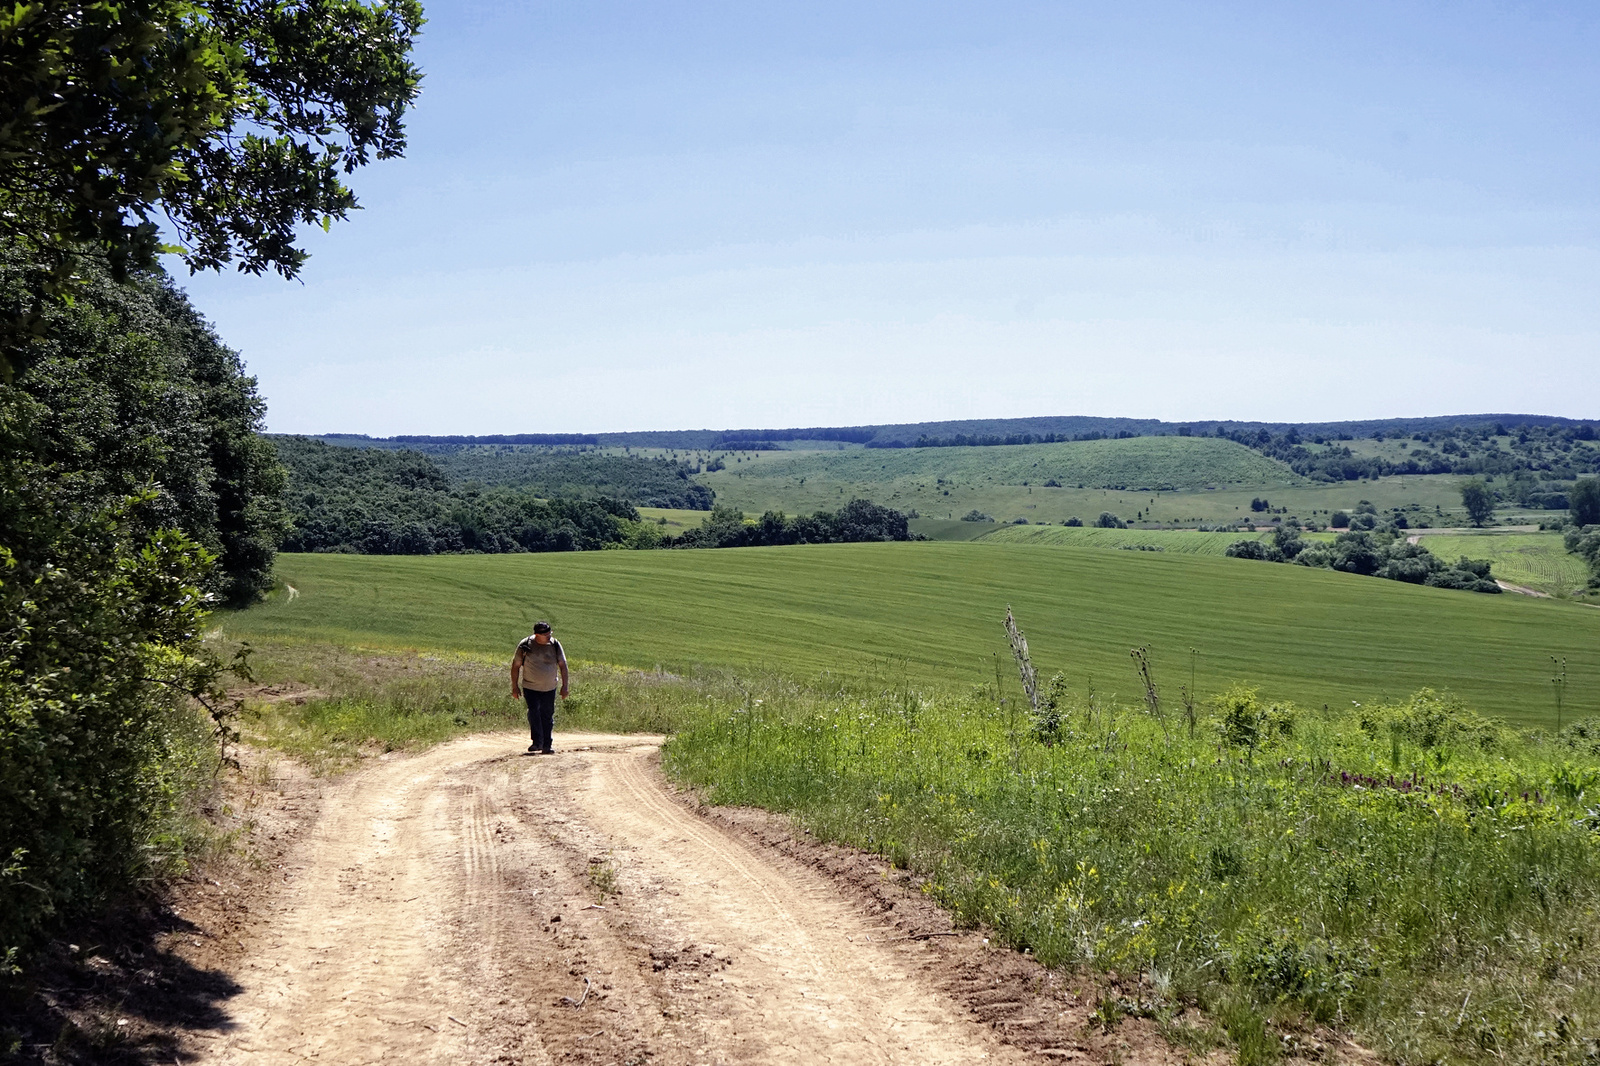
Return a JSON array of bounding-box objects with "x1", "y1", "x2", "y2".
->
[{"x1": 1, "y1": 893, "x2": 242, "y2": 1064}]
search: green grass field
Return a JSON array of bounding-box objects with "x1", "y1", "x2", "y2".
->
[
  {"x1": 1413, "y1": 531, "x2": 1593, "y2": 597},
  {"x1": 705, "y1": 436, "x2": 1301, "y2": 492},
  {"x1": 230, "y1": 544, "x2": 1600, "y2": 726},
  {"x1": 699, "y1": 437, "x2": 1302, "y2": 522},
  {"x1": 692, "y1": 435, "x2": 1517, "y2": 527},
  {"x1": 978, "y1": 525, "x2": 1269, "y2": 553},
  {"x1": 635, "y1": 505, "x2": 726, "y2": 531},
  {"x1": 906, "y1": 517, "x2": 1001, "y2": 541}
]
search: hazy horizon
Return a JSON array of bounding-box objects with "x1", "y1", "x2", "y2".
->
[{"x1": 290, "y1": 409, "x2": 1592, "y2": 441}]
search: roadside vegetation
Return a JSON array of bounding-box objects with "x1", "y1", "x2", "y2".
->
[
  {"x1": 664, "y1": 648, "x2": 1600, "y2": 1065},
  {"x1": 228, "y1": 639, "x2": 702, "y2": 771},
  {"x1": 0, "y1": 0, "x2": 423, "y2": 993},
  {"x1": 0, "y1": 256, "x2": 288, "y2": 973}
]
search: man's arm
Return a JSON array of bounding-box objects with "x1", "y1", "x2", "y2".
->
[
  {"x1": 558, "y1": 658, "x2": 569, "y2": 698},
  {"x1": 510, "y1": 647, "x2": 524, "y2": 697}
]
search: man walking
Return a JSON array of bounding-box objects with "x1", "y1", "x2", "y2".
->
[{"x1": 511, "y1": 620, "x2": 568, "y2": 754}]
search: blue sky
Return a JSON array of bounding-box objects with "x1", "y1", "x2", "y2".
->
[{"x1": 173, "y1": 1, "x2": 1600, "y2": 435}]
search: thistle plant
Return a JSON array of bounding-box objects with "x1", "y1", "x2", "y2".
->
[
  {"x1": 1130, "y1": 645, "x2": 1168, "y2": 740},
  {"x1": 1551, "y1": 655, "x2": 1567, "y2": 731}
]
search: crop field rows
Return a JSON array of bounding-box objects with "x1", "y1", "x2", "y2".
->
[{"x1": 229, "y1": 542, "x2": 1600, "y2": 727}]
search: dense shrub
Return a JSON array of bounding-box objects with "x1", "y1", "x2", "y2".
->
[
  {"x1": 1566, "y1": 524, "x2": 1600, "y2": 587},
  {"x1": 1357, "y1": 688, "x2": 1505, "y2": 751},
  {"x1": 1239, "y1": 526, "x2": 1500, "y2": 593},
  {"x1": 669, "y1": 499, "x2": 918, "y2": 548},
  {"x1": 1330, "y1": 531, "x2": 1384, "y2": 574},
  {"x1": 1425, "y1": 558, "x2": 1501, "y2": 593},
  {"x1": 1095, "y1": 511, "x2": 1127, "y2": 528},
  {"x1": 1572, "y1": 478, "x2": 1600, "y2": 527},
  {"x1": 1271, "y1": 525, "x2": 1305, "y2": 559},
  {"x1": 1225, "y1": 539, "x2": 1280, "y2": 561},
  {"x1": 1555, "y1": 717, "x2": 1600, "y2": 757},
  {"x1": 1, "y1": 255, "x2": 264, "y2": 964}
]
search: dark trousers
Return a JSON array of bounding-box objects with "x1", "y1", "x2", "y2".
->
[{"x1": 523, "y1": 688, "x2": 556, "y2": 750}]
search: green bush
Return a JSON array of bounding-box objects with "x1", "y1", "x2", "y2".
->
[
  {"x1": 1357, "y1": 688, "x2": 1505, "y2": 751},
  {"x1": 0, "y1": 524, "x2": 225, "y2": 962},
  {"x1": 1225, "y1": 539, "x2": 1280, "y2": 562},
  {"x1": 1, "y1": 254, "x2": 273, "y2": 965}
]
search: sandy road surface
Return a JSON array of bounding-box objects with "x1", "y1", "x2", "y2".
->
[{"x1": 192, "y1": 732, "x2": 1032, "y2": 1065}]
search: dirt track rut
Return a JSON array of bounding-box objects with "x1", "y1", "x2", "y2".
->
[{"x1": 193, "y1": 732, "x2": 1030, "y2": 1065}]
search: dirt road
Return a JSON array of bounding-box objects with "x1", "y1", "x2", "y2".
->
[{"x1": 190, "y1": 733, "x2": 1041, "y2": 1065}]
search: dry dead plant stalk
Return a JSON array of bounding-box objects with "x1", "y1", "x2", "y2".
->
[{"x1": 1004, "y1": 606, "x2": 1039, "y2": 712}]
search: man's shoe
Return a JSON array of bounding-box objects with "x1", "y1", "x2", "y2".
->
[
  {"x1": 527, "y1": 744, "x2": 538, "y2": 753},
  {"x1": 542, "y1": 748, "x2": 555, "y2": 755}
]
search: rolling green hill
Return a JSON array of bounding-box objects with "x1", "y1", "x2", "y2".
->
[
  {"x1": 700, "y1": 436, "x2": 1318, "y2": 523},
  {"x1": 706, "y1": 435, "x2": 1298, "y2": 493},
  {"x1": 229, "y1": 544, "x2": 1600, "y2": 726},
  {"x1": 696, "y1": 434, "x2": 1487, "y2": 527}
]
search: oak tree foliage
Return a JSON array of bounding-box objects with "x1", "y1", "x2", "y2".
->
[
  {"x1": 0, "y1": 0, "x2": 424, "y2": 280},
  {"x1": 1, "y1": 0, "x2": 421, "y2": 966}
]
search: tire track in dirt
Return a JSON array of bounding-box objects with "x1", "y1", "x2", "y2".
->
[
  {"x1": 192, "y1": 732, "x2": 1033, "y2": 1065},
  {"x1": 570, "y1": 744, "x2": 1019, "y2": 1063}
]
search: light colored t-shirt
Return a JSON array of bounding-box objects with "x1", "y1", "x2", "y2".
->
[{"x1": 518, "y1": 636, "x2": 566, "y2": 691}]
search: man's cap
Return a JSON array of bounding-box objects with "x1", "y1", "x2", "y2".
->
[{"x1": 533, "y1": 620, "x2": 552, "y2": 634}]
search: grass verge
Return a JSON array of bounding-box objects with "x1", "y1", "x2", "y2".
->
[
  {"x1": 662, "y1": 672, "x2": 1600, "y2": 1064},
  {"x1": 226, "y1": 638, "x2": 700, "y2": 770}
]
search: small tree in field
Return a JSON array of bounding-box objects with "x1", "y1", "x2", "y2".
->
[
  {"x1": 1571, "y1": 478, "x2": 1600, "y2": 527},
  {"x1": 1460, "y1": 479, "x2": 1495, "y2": 527}
]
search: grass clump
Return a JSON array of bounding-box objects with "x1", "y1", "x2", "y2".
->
[{"x1": 663, "y1": 671, "x2": 1600, "y2": 1063}]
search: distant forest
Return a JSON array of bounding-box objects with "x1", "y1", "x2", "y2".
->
[
  {"x1": 277, "y1": 436, "x2": 713, "y2": 509},
  {"x1": 274, "y1": 438, "x2": 645, "y2": 554},
  {"x1": 429, "y1": 447, "x2": 714, "y2": 510},
  {"x1": 272, "y1": 438, "x2": 914, "y2": 555},
  {"x1": 318, "y1": 412, "x2": 1599, "y2": 454}
]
